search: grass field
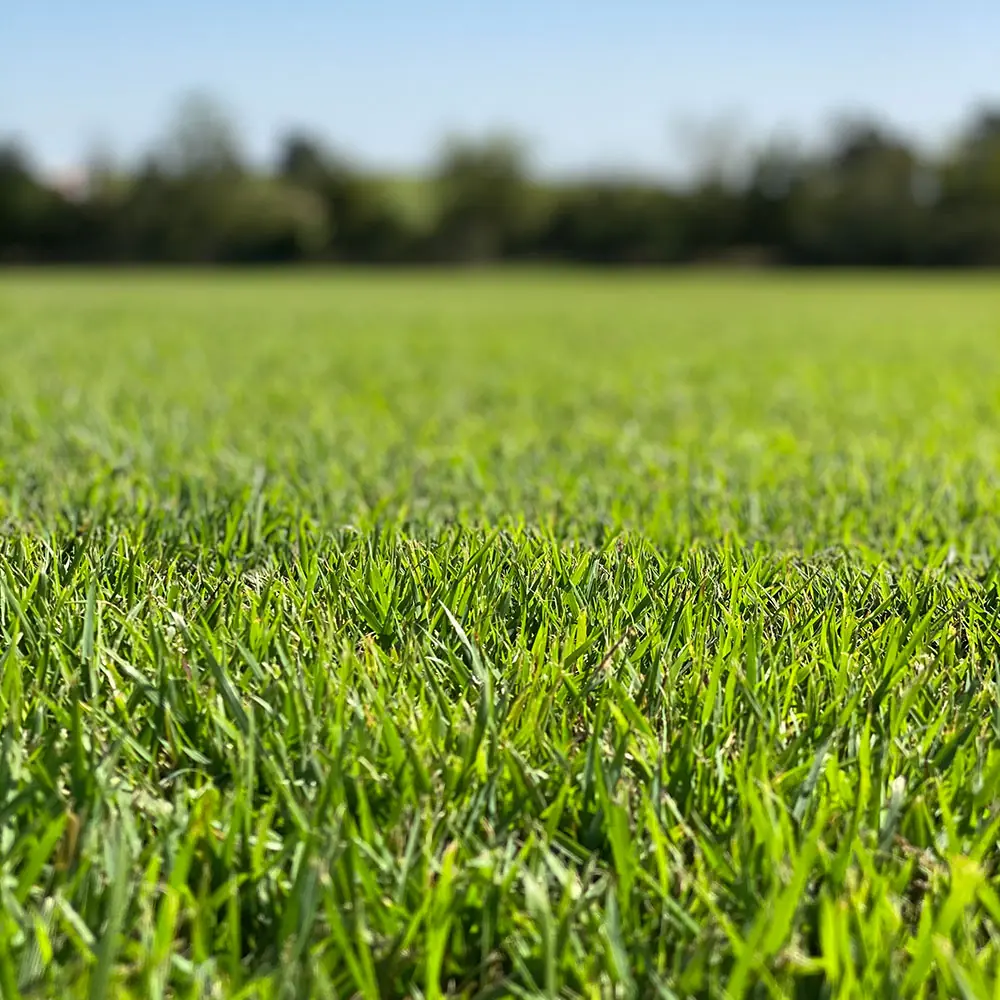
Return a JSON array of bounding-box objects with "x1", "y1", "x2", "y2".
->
[{"x1": 2, "y1": 272, "x2": 1000, "y2": 998}]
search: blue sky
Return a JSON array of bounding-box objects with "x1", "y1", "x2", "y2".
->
[{"x1": 3, "y1": 0, "x2": 999, "y2": 176}]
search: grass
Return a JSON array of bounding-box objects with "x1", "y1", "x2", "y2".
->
[{"x1": 1, "y1": 271, "x2": 1000, "y2": 998}]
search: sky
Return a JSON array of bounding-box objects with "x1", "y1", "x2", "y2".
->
[{"x1": 3, "y1": 0, "x2": 999, "y2": 178}]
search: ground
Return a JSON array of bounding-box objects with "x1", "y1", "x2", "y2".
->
[{"x1": 1, "y1": 272, "x2": 1000, "y2": 997}]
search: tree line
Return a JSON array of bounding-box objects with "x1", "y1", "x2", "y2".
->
[{"x1": 3, "y1": 96, "x2": 1000, "y2": 266}]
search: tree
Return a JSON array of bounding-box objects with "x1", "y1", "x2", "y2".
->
[
  {"x1": 276, "y1": 132, "x2": 332, "y2": 188},
  {"x1": 540, "y1": 182, "x2": 683, "y2": 263},
  {"x1": 157, "y1": 93, "x2": 244, "y2": 178},
  {"x1": 738, "y1": 143, "x2": 803, "y2": 259},
  {"x1": 0, "y1": 141, "x2": 76, "y2": 261},
  {"x1": 433, "y1": 135, "x2": 533, "y2": 261},
  {"x1": 787, "y1": 119, "x2": 934, "y2": 265},
  {"x1": 275, "y1": 131, "x2": 416, "y2": 261},
  {"x1": 933, "y1": 107, "x2": 1000, "y2": 264}
]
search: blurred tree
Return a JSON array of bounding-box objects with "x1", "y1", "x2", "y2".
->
[
  {"x1": 738, "y1": 142, "x2": 802, "y2": 259},
  {"x1": 157, "y1": 93, "x2": 244, "y2": 178},
  {"x1": 963, "y1": 107, "x2": 1000, "y2": 148},
  {"x1": 0, "y1": 143, "x2": 41, "y2": 259},
  {"x1": 217, "y1": 179, "x2": 330, "y2": 262},
  {"x1": 6, "y1": 102, "x2": 1000, "y2": 267},
  {"x1": 276, "y1": 131, "x2": 416, "y2": 261},
  {"x1": 277, "y1": 132, "x2": 331, "y2": 188},
  {"x1": 0, "y1": 142, "x2": 76, "y2": 261},
  {"x1": 540, "y1": 183, "x2": 682, "y2": 263},
  {"x1": 934, "y1": 107, "x2": 1000, "y2": 264},
  {"x1": 433, "y1": 135, "x2": 533, "y2": 261},
  {"x1": 787, "y1": 119, "x2": 934, "y2": 265}
]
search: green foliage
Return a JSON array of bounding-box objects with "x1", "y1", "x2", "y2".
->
[
  {"x1": 2, "y1": 273, "x2": 1000, "y2": 996},
  {"x1": 433, "y1": 135, "x2": 534, "y2": 261},
  {"x1": 8, "y1": 103, "x2": 1000, "y2": 266},
  {"x1": 0, "y1": 145, "x2": 76, "y2": 263}
]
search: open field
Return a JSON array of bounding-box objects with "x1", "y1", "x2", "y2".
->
[{"x1": 2, "y1": 272, "x2": 1000, "y2": 997}]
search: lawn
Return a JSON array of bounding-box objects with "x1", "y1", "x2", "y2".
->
[{"x1": 1, "y1": 271, "x2": 1000, "y2": 997}]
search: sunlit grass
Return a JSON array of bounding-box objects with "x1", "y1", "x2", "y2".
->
[{"x1": 1, "y1": 272, "x2": 1000, "y2": 997}]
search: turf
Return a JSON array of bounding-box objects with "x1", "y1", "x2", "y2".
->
[{"x1": 1, "y1": 272, "x2": 1000, "y2": 998}]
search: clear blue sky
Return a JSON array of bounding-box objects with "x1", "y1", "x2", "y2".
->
[{"x1": 3, "y1": 0, "x2": 999, "y2": 176}]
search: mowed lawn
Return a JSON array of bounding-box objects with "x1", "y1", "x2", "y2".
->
[{"x1": 1, "y1": 272, "x2": 1000, "y2": 997}]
